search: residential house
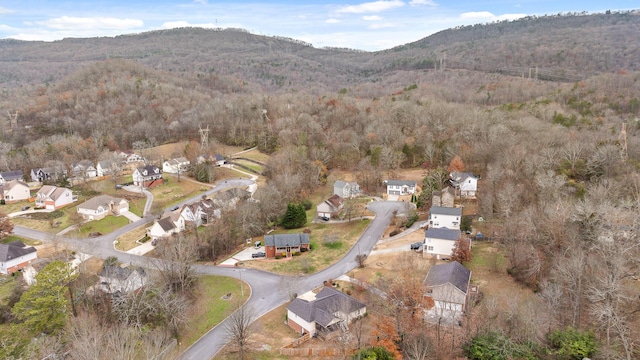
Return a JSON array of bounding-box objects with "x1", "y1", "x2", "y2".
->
[
  {"x1": 212, "y1": 188, "x2": 251, "y2": 210},
  {"x1": 77, "y1": 195, "x2": 129, "y2": 221},
  {"x1": 132, "y1": 165, "x2": 163, "y2": 188},
  {"x1": 117, "y1": 151, "x2": 145, "y2": 164},
  {"x1": 0, "y1": 180, "x2": 30, "y2": 203},
  {"x1": 0, "y1": 241, "x2": 37, "y2": 274},
  {"x1": 147, "y1": 212, "x2": 185, "y2": 240},
  {"x1": 424, "y1": 261, "x2": 472, "y2": 313},
  {"x1": 0, "y1": 170, "x2": 24, "y2": 185},
  {"x1": 99, "y1": 265, "x2": 147, "y2": 294},
  {"x1": 449, "y1": 172, "x2": 478, "y2": 198},
  {"x1": 96, "y1": 160, "x2": 117, "y2": 177},
  {"x1": 431, "y1": 187, "x2": 456, "y2": 208},
  {"x1": 30, "y1": 164, "x2": 67, "y2": 183},
  {"x1": 215, "y1": 154, "x2": 226, "y2": 166},
  {"x1": 35, "y1": 185, "x2": 76, "y2": 210},
  {"x1": 264, "y1": 233, "x2": 310, "y2": 258},
  {"x1": 71, "y1": 160, "x2": 97, "y2": 179},
  {"x1": 384, "y1": 180, "x2": 417, "y2": 196},
  {"x1": 333, "y1": 180, "x2": 361, "y2": 199},
  {"x1": 423, "y1": 228, "x2": 463, "y2": 259},
  {"x1": 316, "y1": 194, "x2": 344, "y2": 219},
  {"x1": 429, "y1": 206, "x2": 462, "y2": 230},
  {"x1": 287, "y1": 286, "x2": 366, "y2": 337},
  {"x1": 180, "y1": 198, "x2": 220, "y2": 227},
  {"x1": 162, "y1": 157, "x2": 190, "y2": 174}
]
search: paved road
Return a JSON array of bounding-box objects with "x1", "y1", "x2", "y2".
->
[{"x1": 13, "y1": 180, "x2": 409, "y2": 360}]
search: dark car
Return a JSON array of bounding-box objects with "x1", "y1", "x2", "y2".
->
[
  {"x1": 410, "y1": 241, "x2": 423, "y2": 250},
  {"x1": 151, "y1": 238, "x2": 158, "y2": 246},
  {"x1": 21, "y1": 206, "x2": 30, "y2": 211},
  {"x1": 252, "y1": 252, "x2": 266, "y2": 258},
  {"x1": 320, "y1": 216, "x2": 330, "y2": 221},
  {"x1": 170, "y1": 205, "x2": 180, "y2": 211}
]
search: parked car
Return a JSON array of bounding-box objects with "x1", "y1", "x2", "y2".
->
[
  {"x1": 170, "y1": 205, "x2": 180, "y2": 211},
  {"x1": 410, "y1": 241, "x2": 423, "y2": 250},
  {"x1": 320, "y1": 216, "x2": 330, "y2": 221},
  {"x1": 151, "y1": 238, "x2": 158, "y2": 246},
  {"x1": 21, "y1": 206, "x2": 30, "y2": 211},
  {"x1": 115, "y1": 184, "x2": 123, "y2": 189},
  {"x1": 252, "y1": 252, "x2": 266, "y2": 258}
]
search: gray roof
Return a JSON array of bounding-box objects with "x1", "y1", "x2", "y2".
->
[
  {"x1": 0, "y1": 170, "x2": 23, "y2": 181},
  {"x1": 424, "y1": 261, "x2": 471, "y2": 294},
  {"x1": 157, "y1": 216, "x2": 177, "y2": 232},
  {"x1": 334, "y1": 180, "x2": 347, "y2": 188},
  {"x1": 425, "y1": 228, "x2": 461, "y2": 241},
  {"x1": 100, "y1": 265, "x2": 146, "y2": 280},
  {"x1": 264, "y1": 233, "x2": 310, "y2": 247},
  {"x1": 430, "y1": 206, "x2": 462, "y2": 217},
  {"x1": 78, "y1": 194, "x2": 125, "y2": 211},
  {"x1": 384, "y1": 179, "x2": 416, "y2": 187},
  {"x1": 287, "y1": 287, "x2": 366, "y2": 327},
  {"x1": 0, "y1": 241, "x2": 37, "y2": 262}
]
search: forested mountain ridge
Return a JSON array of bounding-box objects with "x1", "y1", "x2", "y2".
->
[{"x1": 1, "y1": 11, "x2": 639, "y2": 91}]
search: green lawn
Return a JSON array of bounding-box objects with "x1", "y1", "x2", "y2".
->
[
  {"x1": 178, "y1": 275, "x2": 249, "y2": 349},
  {"x1": 0, "y1": 275, "x2": 17, "y2": 302},
  {"x1": 233, "y1": 160, "x2": 263, "y2": 173},
  {"x1": 1, "y1": 235, "x2": 41, "y2": 246},
  {"x1": 73, "y1": 215, "x2": 131, "y2": 237},
  {"x1": 149, "y1": 176, "x2": 206, "y2": 209}
]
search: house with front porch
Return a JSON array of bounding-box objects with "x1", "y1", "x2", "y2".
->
[
  {"x1": 383, "y1": 179, "x2": 417, "y2": 196},
  {"x1": 0, "y1": 180, "x2": 30, "y2": 203},
  {"x1": 264, "y1": 233, "x2": 310, "y2": 258},
  {"x1": 287, "y1": 286, "x2": 366, "y2": 337},
  {"x1": 77, "y1": 195, "x2": 129, "y2": 220},
  {"x1": 35, "y1": 185, "x2": 76, "y2": 209},
  {"x1": 424, "y1": 261, "x2": 472, "y2": 314}
]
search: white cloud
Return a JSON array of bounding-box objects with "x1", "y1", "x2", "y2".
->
[
  {"x1": 161, "y1": 21, "x2": 217, "y2": 29},
  {"x1": 363, "y1": 15, "x2": 383, "y2": 21},
  {"x1": 336, "y1": 0, "x2": 404, "y2": 14},
  {"x1": 409, "y1": 0, "x2": 437, "y2": 6},
  {"x1": 326, "y1": 18, "x2": 340, "y2": 24},
  {"x1": 37, "y1": 16, "x2": 143, "y2": 30},
  {"x1": 0, "y1": 7, "x2": 13, "y2": 15},
  {"x1": 460, "y1": 11, "x2": 526, "y2": 21},
  {"x1": 193, "y1": 0, "x2": 208, "y2": 4}
]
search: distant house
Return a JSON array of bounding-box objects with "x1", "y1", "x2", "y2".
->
[
  {"x1": 429, "y1": 206, "x2": 462, "y2": 230},
  {"x1": 215, "y1": 154, "x2": 226, "y2": 166},
  {"x1": 0, "y1": 170, "x2": 24, "y2": 185},
  {"x1": 117, "y1": 151, "x2": 145, "y2": 164},
  {"x1": 423, "y1": 228, "x2": 463, "y2": 259},
  {"x1": 287, "y1": 286, "x2": 366, "y2": 337},
  {"x1": 264, "y1": 233, "x2": 311, "y2": 258},
  {"x1": 30, "y1": 165, "x2": 67, "y2": 183},
  {"x1": 132, "y1": 165, "x2": 163, "y2": 188},
  {"x1": 0, "y1": 241, "x2": 37, "y2": 274},
  {"x1": 334, "y1": 180, "x2": 360, "y2": 199},
  {"x1": 212, "y1": 188, "x2": 251, "y2": 210},
  {"x1": 147, "y1": 212, "x2": 185, "y2": 240},
  {"x1": 449, "y1": 172, "x2": 478, "y2": 198},
  {"x1": 432, "y1": 187, "x2": 455, "y2": 208},
  {"x1": 180, "y1": 198, "x2": 220, "y2": 227},
  {"x1": 316, "y1": 194, "x2": 344, "y2": 219},
  {"x1": 162, "y1": 157, "x2": 190, "y2": 174},
  {"x1": 0, "y1": 180, "x2": 30, "y2": 203},
  {"x1": 71, "y1": 160, "x2": 97, "y2": 179},
  {"x1": 77, "y1": 195, "x2": 129, "y2": 220},
  {"x1": 99, "y1": 265, "x2": 147, "y2": 294},
  {"x1": 383, "y1": 180, "x2": 417, "y2": 196},
  {"x1": 424, "y1": 261, "x2": 472, "y2": 314},
  {"x1": 35, "y1": 185, "x2": 76, "y2": 210},
  {"x1": 96, "y1": 160, "x2": 117, "y2": 177}
]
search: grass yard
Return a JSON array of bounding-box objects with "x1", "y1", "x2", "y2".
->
[
  {"x1": 72, "y1": 215, "x2": 130, "y2": 237},
  {"x1": 178, "y1": 275, "x2": 249, "y2": 351},
  {"x1": 233, "y1": 148, "x2": 270, "y2": 163},
  {"x1": 149, "y1": 176, "x2": 207, "y2": 209},
  {"x1": 243, "y1": 219, "x2": 371, "y2": 275},
  {"x1": 232, "y1": 159, "x2": 263, "y2": 173},
  {"x1": 1, "y1": 235, "x2": 41, "y2": 246},
  {"x1": 0, "y1": 275, "x2": 17, "y2": 303},
  {"x1": 115, "y1": 225, "x2": 148, "y2": 251},
  {"x1": 10, "y1": 208, "x2": 74, "y2": 233}
]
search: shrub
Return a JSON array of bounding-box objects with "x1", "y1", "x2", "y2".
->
[
  {"x1": 302, "y1": 199, "x2": 313, "y2": 210},
  {"x1": 464, "y1": 331, "x2": 540, "y2": 360},
  {"x1": 547, "y1": 327, "x2": 597, "y2": 360},
  {"x1": 389, "y1": 229, "x2": 401, "y2": 237}
]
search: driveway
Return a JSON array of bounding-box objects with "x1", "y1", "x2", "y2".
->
[
  {"x1": 120, "y1": 210, "x2": 141, "y2": 222},
  {"x1": 218, "y1": 245, "x2": 266, "y2": 266}
]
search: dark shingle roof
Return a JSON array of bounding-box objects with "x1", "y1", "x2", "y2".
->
[
  {"x1": 425, "y1": 261, "x2": 471, "y2": 294},
  {"x1": 264, "y1": 233, "x2": 310, "y2": 247},
  {"x1": 384, "y1": 180, "x2": 416, "y2": 187},
  {"x1": 430, "y1": 206, "x2": 462, "y2": 217},
  {"x1": 0, "y1": 170, "x2": 23, "y2": 181},
  {"x1": 157, "y1": 216, "x2": 176, "y2": 232},
  {"x1": 287, "y1": 287, "x2": 366, "y2": 326},
  {"x1": 100, "y1": 265, "x2": 146, "y2": 280},
  {"x1": 0, "y1": 242, "x2": 37, "y2": 262},
  {"x1": 425, "y1": 228, "x2": 461, "y2": 241}
]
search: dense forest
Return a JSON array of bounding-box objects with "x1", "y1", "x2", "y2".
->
[{"x1": 0, "y1": 10, "x2": 639, "y2": 359}]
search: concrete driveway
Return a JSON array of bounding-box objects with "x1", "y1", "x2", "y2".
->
[{"x1": 218, "y1": 245, "x2": 266, "y2": 266}]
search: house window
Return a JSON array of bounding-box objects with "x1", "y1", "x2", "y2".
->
[{"x1": 427, "y1": 246, "x2": 434, "y2": 251}]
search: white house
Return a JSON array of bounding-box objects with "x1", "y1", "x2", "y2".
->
[
  {"x1": 0, "y1": 180, "x2": 30, "y2": 203},
  {"x1": 99, "y1": 265, "x2": 147, "y2": 294},
  {"x1": 117, "y1": 151, "x2": 145, "y2": 164},
  {"x1": 0, "y1": 241, "x2": 37, "y2": 274},
  {"x1": 450, "y1": 172, "x2": 478, "y2": 198},
  {"x1": 96, "y1": 160, "x2": 117, "y2": 177},
  {"x1": 428, "y1": 206, "x2": 462, "y2": 230},
  {"x1": 423, "y1": 228, "x2": 462, "y2": 259},
  {"x1": 384, "y1": 180, "x2": 417, "y2": 196},
  {"x1": 287, "y1": 286, "x2": 366, "y2": 336},
  {"x1": 133, "y1": 165, "x2": 163, "y2": 188},
  {"x1": 77, "y1": 195, "x2": 129, "y2": 220},
  {"x1": 35, "y1": 185, "x2": 76, "y2": 210},
  {"x1": 71, "y1": 160, "x2": 97, "y2": 179},
  {"x1": 180, "y1": 198, "x2": 220, "y2": 227},
  {"x1": 147, "y1": 212, "x2": 185, "y2": 240},
  {"x1": 316, "y1": 194, "x2": 343, "y2": 219},
  {"x1": 424, "y1": 261, "x2": 472, "y2": 314},
  {"x1": 334, "y1": 180, "x2": 361, "y2": 198},
  {"x1": 162, "y1": 157, "x2": 190, "y2": 174}
]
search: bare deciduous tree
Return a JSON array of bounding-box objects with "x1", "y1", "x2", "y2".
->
[{"x1": 225, "y1": 303, "x2": 256, "y2": 360}]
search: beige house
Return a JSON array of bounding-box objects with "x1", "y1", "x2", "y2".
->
[
  {"x1": 147, "y1": 212, "x2": 185, "y2": 240},
  {"x1": 316, "y1": 194, "x2": 344, "y2": 219},
  {"x1": 77, "y1": 195, "x2": 129, "y2": 220},
  {"x1": 35, "y1": 185, "x2": 76, "y2": 210},
  {"x1": 424, "y1": 261, "x2": 472, "y2": 314},
  {"x1": 0, "y1": 180, "x2": 30, "y2": 203}
]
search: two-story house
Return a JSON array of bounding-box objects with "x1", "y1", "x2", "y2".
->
[
  {"x1": 384, "y1": 180, "x2": 417, "y2": 196},
  {"x1": 35, "y1": 185, "x2": 76, "y2": 210},
  {"x1": 428, "y1": 206, "x2": 462, "y2": 230},
  {"x1": 132, "y1": 165, "x2": 163, "y2": 188},
  {"x1": 0, "y1": 180, "x2": 30, "y2": 203}
]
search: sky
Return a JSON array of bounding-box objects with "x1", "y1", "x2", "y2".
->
[{"x1": 0, "y1": 1, "x2": 637, "y2": 51}]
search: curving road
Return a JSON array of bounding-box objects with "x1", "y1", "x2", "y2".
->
[{"x1": 13, "y1": 179, "x2": 408, "y2": 360}]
